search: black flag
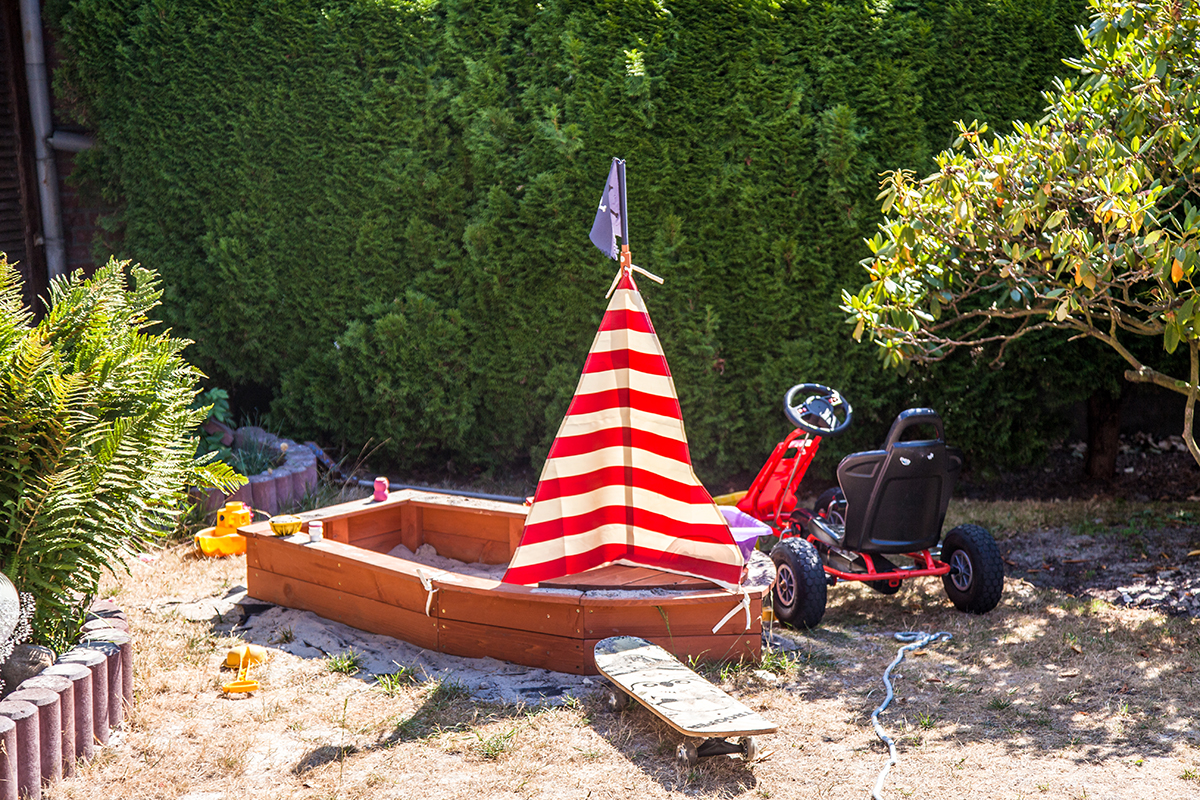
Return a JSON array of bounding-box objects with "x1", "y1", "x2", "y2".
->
[{"x1": 589, "y1": 158, "x2": 627, "y2": 260}]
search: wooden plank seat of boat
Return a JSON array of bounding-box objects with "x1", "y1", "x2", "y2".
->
[{"x1": 538, "y1": 564, "x2": 717, "y2": 591}]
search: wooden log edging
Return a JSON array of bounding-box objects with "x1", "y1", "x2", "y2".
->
[
  {"x1": 207, "y1": 427, "x2": 318, "y2": 516},
  {"x1": 0, "y1": 600, "x2": 133, "y2": 799}
]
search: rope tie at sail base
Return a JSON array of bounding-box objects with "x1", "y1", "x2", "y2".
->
[
  {"x1": 711, "y1": 587, "x2": 752, "y2": 633},
  {"x1": 870, "y1": 631, "x2": 953, "y2": 800},
  {"x1": 416, "y1": 569, "x2": 442, "y2": 617}
]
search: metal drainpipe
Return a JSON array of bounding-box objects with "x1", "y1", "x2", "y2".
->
[{"x1": 19, "y1": 0, "x2": 66, "y2": 282}]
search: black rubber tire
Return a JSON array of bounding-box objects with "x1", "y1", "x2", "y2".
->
[
  {"x1": 677, "y1": 740, "x2": 698, "y2": 768},
  {"x1": 867, "y1": 579, "x2": 902, "y2": 595},
  {"x1": 770, "y1": 538, "x2": 827, "y2": 629},
  {"x1": 813, "y1": 487, "x2": 846, "y2": 526},
  {"x1": 940, "y1": 524, "x2": 1004, "y2": 614},
  {"x1": 604, "y1": 683, "x2": 629, "y2": 712}
]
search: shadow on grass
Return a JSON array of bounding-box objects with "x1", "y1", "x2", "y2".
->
[
  {"x1": 775, "y1": 576, "x2": 1199, "y2": 766},
  {"x1": 296, "y1": 674, "x2": 575, "y2": 773},
  {"x1": 586, "y1": 689, "x2": 763, "y2": 795},
  {"x1": 292, "y1": 743, "x2": 360, "y2": 775}
]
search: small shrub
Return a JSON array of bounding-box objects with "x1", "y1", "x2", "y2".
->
[
  {"x1": 426, "y1": 678, "x2": 470, "y2": 709},
  {"x1": 474, "y1": 727, "x2": 517, "y2": 760},
  {"x1": 326, "y1": 649, "x2": 364, "y2": 675},
  {"x1": 376, "y1": 664, "x2": 418, "y2": 695},
  {"x1": 0, "y1": 258, "x2": 242, "y2": 648},
  {"x1": 227, "y1": 437, "x2": 284, "y2": 477}
]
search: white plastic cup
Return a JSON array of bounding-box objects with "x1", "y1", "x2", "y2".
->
[{"x1": 308, "y1": 520, "x2": 323, "y2": 543}]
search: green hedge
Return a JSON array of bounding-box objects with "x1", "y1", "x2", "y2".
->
[{"x1": 51, "y1": 0, "x2": 1090, "y2": 481}]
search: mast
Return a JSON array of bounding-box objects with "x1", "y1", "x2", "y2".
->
[{"x1": 617, "y1": 159, "x2": 632, "y2": 277}]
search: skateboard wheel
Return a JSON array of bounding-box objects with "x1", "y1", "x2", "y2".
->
[
  {"x1": 604, "y1": 684, "x2": 629, "y2": 712},
  {"x1": 739, "y1": 736, "x2": 757, "y2": 762},
  {"x1": 676, "y1": 741, "x2": 698, "y2": 768}
]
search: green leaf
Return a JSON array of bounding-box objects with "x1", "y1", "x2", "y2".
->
[{"x1": 1165, "y1": 323, "x2": 1181, "y2": 354}]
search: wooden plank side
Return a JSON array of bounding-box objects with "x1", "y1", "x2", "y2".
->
[
  {"x1": 408, "y1": 492, "x2": 528, "y2": 520},
  {"x1": 324, "y1": 517, "x2": 350, "y2": 543},
  {"x1": 248, "y1": 569, "x2": 439, "y2": 650},
  {"x1": 240, "y1": 491, "x2": 524, "y2": 540},
  {"x1": 248, "y1": 535, "x2": 432, "y2": 614},
  {"x1": 422, "y1": 529, "x2": 512, "y2": 565},
  {"x1": 400, "y1": 503, "x2": 423, "y2": 553},
  {"x1": 421, "y1": 505, "x2": 511, "y2": 544},
  {"x1": 507, "y1": 517, "x2": 523, "y2": 560},
  {"x1": 582, "y1": 594, "x2": 763, "y2": 639},
  {"x1": 436, "y1": 584, "x2": 583, "y2": 637},
  {"x1": 345, "y1": 505, "x2": 405, "y2": 546},
  {"x1": 351, "y1": 529, "x2": 407, "y2": 555},
  {"x1": 437, "y1": 618, "x2": 588, "y2": 675}
]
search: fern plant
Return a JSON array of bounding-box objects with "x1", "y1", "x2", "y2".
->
[{"x1": 0, "y1": 257, "x2": 243, "y2": 649}]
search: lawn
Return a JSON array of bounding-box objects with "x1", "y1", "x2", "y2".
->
[{"x1": 45, "y1": 499, "x2": 1200, "y2": 800}]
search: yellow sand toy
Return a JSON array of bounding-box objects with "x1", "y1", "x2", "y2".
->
[
  {"x1": 222, "y1": 644, "x2": 268, "y2": 694},
  {"x1": 194, "y1": 501, "x2": 254, "y2": 557},
  {"x1": 268, "y1": 514, "x2": 303, "y2": 536}
]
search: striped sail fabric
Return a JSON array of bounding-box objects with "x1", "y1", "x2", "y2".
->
[{"x1": 503, "y1": 274, "x2": 743, "y2": 587}]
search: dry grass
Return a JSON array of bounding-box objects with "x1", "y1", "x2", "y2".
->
[
  {"x1": 44, "y1": 502, "x2": 1200, "y2": 800},
  {"x1": 945, "y1": 497, "x2": 1198, "y2": 538}
]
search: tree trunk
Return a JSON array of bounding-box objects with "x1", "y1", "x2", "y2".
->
[{"x1": 1085, "y1": 390, "x2": 1121, "y2": 480}]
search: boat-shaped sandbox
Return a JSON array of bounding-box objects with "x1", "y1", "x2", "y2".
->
[{"x1": 240, "y1": 489, "x2": 766, "y2": 675}]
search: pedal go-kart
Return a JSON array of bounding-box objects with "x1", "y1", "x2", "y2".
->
[{"x1": 733, "y1": 384, "x2": 1004, "y2": 628}]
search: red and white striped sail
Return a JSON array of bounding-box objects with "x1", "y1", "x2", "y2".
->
[{"x1": 503, "y1": 272, "x2": 743, "y2": 587}]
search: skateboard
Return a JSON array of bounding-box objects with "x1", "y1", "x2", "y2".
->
[{"x1": 593, "y1": 636, "x2": 776, "y2": 767}]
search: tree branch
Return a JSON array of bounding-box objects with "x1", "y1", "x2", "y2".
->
[{"x1": 1186, "y1": 340, "x2": 1200, "y2": 469}]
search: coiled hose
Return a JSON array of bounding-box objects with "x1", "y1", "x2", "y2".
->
[{"x1": 870, "y1": 631, "x2": 953, "y2": 800}]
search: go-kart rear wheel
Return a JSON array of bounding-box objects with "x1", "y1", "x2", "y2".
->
[
  {"x1": 940, "y1": 524, "x2": 1004, "y2": 614},
  {"x1": 813, "y1": 487, "x2": 846, "y2": 525},
  {"x1": 770, "y1": 538, "x2": 827, "y2": 629}
]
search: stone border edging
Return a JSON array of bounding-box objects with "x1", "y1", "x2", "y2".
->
[
  {"x1": 0, "y1": 599, "x2": 133, "y2": 799},
  {"x1": 201, "y1": 427, "x2": 319, "y2": 517}
]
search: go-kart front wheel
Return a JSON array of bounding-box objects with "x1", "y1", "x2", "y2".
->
[
  {"x1": 770, "y1": 538, "x2": 827, "y2": 629},
  {"x1": 940, "y1": 524, "x2": 1004, "y2": 614}
]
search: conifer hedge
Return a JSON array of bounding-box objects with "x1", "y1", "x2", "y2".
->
[{"x1": 50, "y1": 0, "x2": 1089, "y2": 481}]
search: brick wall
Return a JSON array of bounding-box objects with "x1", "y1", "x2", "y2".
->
[{"x1": 54, "y1": 149, "x2": 106, "y2": 278}]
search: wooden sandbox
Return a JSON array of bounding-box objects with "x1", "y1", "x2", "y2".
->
[{"x1": 240, "y1": 490, "x2": 764, "y2": 675}]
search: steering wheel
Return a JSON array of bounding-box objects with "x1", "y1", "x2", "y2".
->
[{"x1": 784, "y1": 383, "x2": 853, "y2": 437}]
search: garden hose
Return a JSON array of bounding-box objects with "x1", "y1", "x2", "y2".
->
[{"x1": 870, "y1": 630, "x2": 953, "y2": 800}]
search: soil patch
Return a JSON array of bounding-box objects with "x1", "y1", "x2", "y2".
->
[
  {"x1": 1000, "y1": 523, "x2": 1200, "y2": 615},
  {"x1": 959, "y1": 437, "x2": 1200, "y2": 503}
]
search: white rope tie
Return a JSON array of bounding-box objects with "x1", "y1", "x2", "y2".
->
[
  {"x1": 711, "y1": 587, "x2": 752, "y2": 633},
  {"x1": 870, "y1": 631, "x2": 953, "y2": 800},
  {"x1": 605, "y1": 264, "x2": 665, "y2": 298}
]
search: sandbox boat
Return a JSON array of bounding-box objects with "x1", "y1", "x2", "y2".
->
[
  {"x1": 242, "y1": 160, "x2": 768, "y2": 674},
  {"x1": 240, "y1": 489, "x2": 766, "y2": 675}
]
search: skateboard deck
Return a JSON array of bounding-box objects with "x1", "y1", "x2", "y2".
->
[{"x1": 594, "y1": 636, "x2": 777, "y2": 739}]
